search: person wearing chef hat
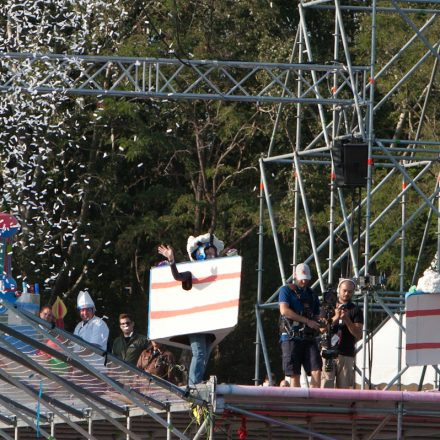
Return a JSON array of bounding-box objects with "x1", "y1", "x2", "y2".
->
[{"x1": 73, "y1": 290, "x2": 109, "y2": 351}]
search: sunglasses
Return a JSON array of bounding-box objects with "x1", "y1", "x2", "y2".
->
[{"x1": 120, "y1": 321, "x2": 132, "y2": 326}]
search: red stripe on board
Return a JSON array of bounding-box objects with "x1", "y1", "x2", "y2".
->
[
  {"x1": 150, "y1": 298, "x2": 239, "y2": 319},
  {"x1": 406, "y1": 343, "x2": 440, "y2": 350},
  {"x1": 151, "y1": 272, "x2": 241, "y2": 289},
  {"x1": 406, "y1": 309, "x2": 440, "y2": 318}
]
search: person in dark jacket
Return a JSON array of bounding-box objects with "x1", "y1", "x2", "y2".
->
[
  {"x1": 137, "y1": 341, "x2": 178, "y2": 384},
  {"x1": 112, "y1": 313, "x2": 149, "y2": 366},
  {"x1": 321, "y1": 278, "x2": 363, "y2": 388}
]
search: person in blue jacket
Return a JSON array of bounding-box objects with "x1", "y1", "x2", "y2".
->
[{"x1": 279, "y1": 263, "x2": 322, "y2": 387}]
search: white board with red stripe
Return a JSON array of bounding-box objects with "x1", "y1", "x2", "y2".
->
[
  {"x1": 406, "y1": 291, "x2": 440, "y2": 366},
  {"x1": 148, "y1": 256, "x2": 242, "y2": 349}
]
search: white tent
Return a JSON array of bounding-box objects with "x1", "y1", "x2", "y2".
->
[{"x1": 355, "y1": 314, "x2": 439, "y2": 389}]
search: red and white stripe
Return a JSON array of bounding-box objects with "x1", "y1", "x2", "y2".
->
[
  {"x1": 148, "y1": 256, "x2": 242, "y2": 349},
  {"x1": 406, "y1": 292, "x2": 440, "y2": 366}
]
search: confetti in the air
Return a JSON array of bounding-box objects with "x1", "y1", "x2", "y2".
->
[{"x1": 0, "y1": 0, "x2": 128, "y2": 290}]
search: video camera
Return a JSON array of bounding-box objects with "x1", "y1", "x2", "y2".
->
[
  {"x1": 321, "y1": 288, "x2": 337, "y2": 321},
  {"x1": 279, "y1": 307, "x2": 320, "y2": 342},
  {"x1": 353, "y1": 274, "x2": 385, "y2": 290},
  {"x1": 319, "y1": 287, "x2": 339, "y2": 372}
]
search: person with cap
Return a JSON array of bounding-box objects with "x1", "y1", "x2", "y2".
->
[
  {"x1": 73, "y1": 290, "x2": 109, "y2": 351},
  {"x1": 112, "y1": 313, "x2": 150, "y2": 366},
  {"x1": 157, "y1": 233, "x2": 224, "y2": 291},
  {"x1": 321, "y1": 278, "x2": 363, "y2": 388},
  {"x1": 278, "y1": 262, "x2": 322, "y2": 387},
  {"x1": 157, "y1": 232, "x2": 225, "y2": 386}
]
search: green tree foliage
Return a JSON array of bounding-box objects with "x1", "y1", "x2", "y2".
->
[
  {"x1": 1, "y1": 1, "x2": 438, "y2": 385},
  {"x1": 352, "y1": 7, "x2": 440, "y2": 288},
  {"x1": 0, "y1": 1, "x2": 308, "y2": 381}
]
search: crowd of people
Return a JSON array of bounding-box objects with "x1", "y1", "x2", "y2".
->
[
  {"x1": 38, "y1": 234, "x2": 362, "y2": 390},
  {"x1": 37, "y1": 232, "x2": 227, "y2": 387},
  {"x1": 39, "y1": 294, "x2": 181, "y2": 384}
]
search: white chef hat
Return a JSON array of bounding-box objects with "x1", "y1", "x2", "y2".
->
[{"x1": 77, "y1": 290, "x2": 95, "y2": 310}]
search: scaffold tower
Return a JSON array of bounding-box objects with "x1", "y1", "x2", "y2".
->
[
  {"x1": 254, "y1": 0, "x2": 440, "y2": 395},
  {"x1": 1, "y1": 0, "x2": 440, "y2": 439}
]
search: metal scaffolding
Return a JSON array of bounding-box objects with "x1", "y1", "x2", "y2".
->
[
  {"x1": 254, "y1": 0, "x2": 440, "y2": 399},
  {"x1": 2, "y1": 1, "x2": 440, "y2": 438},
  {"x1": 0, "y1": 300, "x2": 200, "y2": 440},
  {"x1": 213, "y1": 383, "x2": 440, "y2": 440},
  {"x1": 0, "y1": 52, "x2": 368, "y2": 105}
]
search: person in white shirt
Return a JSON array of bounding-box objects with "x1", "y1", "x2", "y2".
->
[{"x1": 73, "y1": 290, "x2": 109, "y2": 351}]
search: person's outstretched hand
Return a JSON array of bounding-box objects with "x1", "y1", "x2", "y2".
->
[{"x1": 158, "y1": 244, "x2": 175, "y2": 263}]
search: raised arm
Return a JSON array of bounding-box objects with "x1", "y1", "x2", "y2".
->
[
  {"x1": 158, "y1": 244, "x2": 175, "y2": 263},
  {"x1": 157, "y1": 244, "x2": 192, "y2": 290}
]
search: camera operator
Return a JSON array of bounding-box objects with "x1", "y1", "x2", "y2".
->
[
  {"x1": 279, "y1": 263, "x2": 322, "y2": 388},
  {"x1": 321, "y1": 278, "x2": 363, "y2": 389}
]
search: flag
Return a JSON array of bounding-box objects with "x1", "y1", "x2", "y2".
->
[{"x1": 52, "y1": 296, "x2": 67, "y2": 329}]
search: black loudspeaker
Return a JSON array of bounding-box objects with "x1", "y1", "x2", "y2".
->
[{"x1": 333, "y1": 140, "x2": 368, "y2": 187}]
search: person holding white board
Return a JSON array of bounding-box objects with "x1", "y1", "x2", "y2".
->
[{"x1": 158, "y1": 232, "x2": 224, "y2": 385}]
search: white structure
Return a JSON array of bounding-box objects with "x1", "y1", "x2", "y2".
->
[
  {"x1": 356, "y1": 313, "x2": 439, "y2": 389},
  {"x1": 149, "y1": 256, "x2": 242, "y2": 349},
  {"x1": 406, "y1": 290, "x2": 440, "y2": 367}
]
